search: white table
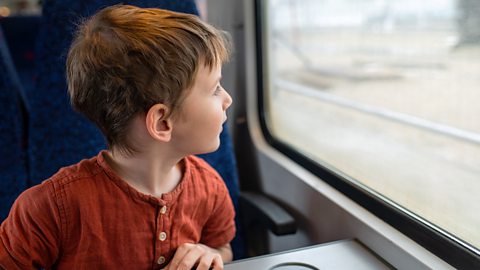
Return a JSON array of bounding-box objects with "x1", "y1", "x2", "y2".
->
[{"x1": 225, "y1": 239, "x2": 391, "y2": 270}]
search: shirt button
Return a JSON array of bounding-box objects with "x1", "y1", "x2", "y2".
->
[
  {"x1": 160, "y1": 205, "x2": 167, "y2": 214},
  {"x1": 159, "y1": 232, "x2": 167, "y2": 241},
  {"x1": 157, "y1": 256, "x2": 165, "y2": 265}
]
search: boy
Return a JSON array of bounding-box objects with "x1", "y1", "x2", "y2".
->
[{"x1": 0, "y1": 5, "x2": 235, "y2": 270}]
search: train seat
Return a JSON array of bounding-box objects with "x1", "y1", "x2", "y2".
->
[
  {"x1": 0, "y1": 15, "x2": 40, "y2": 97},
  {"x1": 0, "y1": 26, "x2": 29, "y2": 221}
]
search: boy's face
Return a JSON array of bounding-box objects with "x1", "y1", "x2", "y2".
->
[{"x1": 171, "y1": 63, "x2": 232, "y2": 155}]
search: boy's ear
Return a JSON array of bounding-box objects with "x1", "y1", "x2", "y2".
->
[{"x1": 145, "y1": 103, "x2": 173, "y2": 142}]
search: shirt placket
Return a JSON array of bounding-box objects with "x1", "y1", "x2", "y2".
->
[{"x1": 154, "y1": 203, "x2": 169, "y2": 269}]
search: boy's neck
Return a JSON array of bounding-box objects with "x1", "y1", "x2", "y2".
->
[{"x1": 103, "y1": 149, "x2": 184, "y2": 198}]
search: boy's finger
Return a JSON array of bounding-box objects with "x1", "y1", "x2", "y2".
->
[
  {"x1": 195, "y1": 253, "x2": 214, "y2": 270},
  {"x1": 212, "y1": 254, "x2": 224, "y2": 270},
  {"x1": 168, "y1": 244, "x2": 195, "y2": 270},
  {"x1": 177, "y1": 246, "x2": 205, "y2": 270},
  {"x1": 169, "y1": 245, "x2": 205, "y2": 270}
]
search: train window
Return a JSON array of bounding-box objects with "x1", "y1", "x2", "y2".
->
[{"x1": 258, "y1": 0, "x2": 480, "y2": 264}]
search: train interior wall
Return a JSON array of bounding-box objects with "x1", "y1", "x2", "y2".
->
[{"x1": 207, "y1": 0, "x2": 455, "y2": 269}]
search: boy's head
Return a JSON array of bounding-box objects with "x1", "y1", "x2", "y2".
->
[{"x1": 66, "y1": 5, "x2": 231, "y2": 154}]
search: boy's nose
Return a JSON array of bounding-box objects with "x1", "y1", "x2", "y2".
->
[{"x1": 223, "y1": 90, "x2": 233, "y2": 110}]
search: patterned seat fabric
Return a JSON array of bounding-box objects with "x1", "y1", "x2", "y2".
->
[
  {"x1": 30, "y1": 0, "x2": 245, "y2": 259},
  {"x1": 0, "y1": 26, "x2": 28, "y2": 221},
  {"x1": 0, "y1": 15, "x2": 40, "y2": 99}
]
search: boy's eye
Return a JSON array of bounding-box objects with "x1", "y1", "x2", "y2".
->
[{"x1": 214, "y1": 85, "x2": 222, "y2": 95}]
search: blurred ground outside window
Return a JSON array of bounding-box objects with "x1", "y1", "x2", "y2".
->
[{"x1": 264, "y1": 0, "x2": 480, "y2": 253}]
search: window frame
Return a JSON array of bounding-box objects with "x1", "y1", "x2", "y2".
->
[{"x1": 253, "y1": 0, "x2": 480, "y2": 268}]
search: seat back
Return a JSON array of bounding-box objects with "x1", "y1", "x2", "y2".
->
[
  {"x1": 0, "y1": 15, "x2": 40, "y2": 97},
  {"x1": 30, "y1": 0, "x2": 244, "y2": 259},
  {"x1": 0, "y1": 26, "x2": 28, "y2": 220}
]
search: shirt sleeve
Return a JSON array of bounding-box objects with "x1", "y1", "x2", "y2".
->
[
  {"x1": 200, "y1": 179, "x2": 236, "y2": 248},
  {"x1": 0, "y1": 181, "x2": 61, "y2": 269}
]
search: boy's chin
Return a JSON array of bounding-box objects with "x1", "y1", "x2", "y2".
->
[
  {"x1": 193, "y1": 140, "x2": 221, "y2": 156},
  {"x1": 205, "y1": 141, "x2": 221, "y2": 153}
]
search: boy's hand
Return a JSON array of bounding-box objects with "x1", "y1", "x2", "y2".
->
[{"x1": 162, "y1": 243, "x2": 226, "y2": 270}]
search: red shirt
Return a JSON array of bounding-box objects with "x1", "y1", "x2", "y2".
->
[{"x1": 0, "y1": 151, "x2": 236, "y2": 269}]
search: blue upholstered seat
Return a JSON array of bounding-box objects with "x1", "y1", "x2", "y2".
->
[
  {"x1": 0, "y1": 26, "x2": 29, "y2": 221},
  {"x1": 0, "y1": 16, "x2": 40, "y2": 98},
  {"x1": 29, "y1": 0, "x2": 245, "y2": 259}
]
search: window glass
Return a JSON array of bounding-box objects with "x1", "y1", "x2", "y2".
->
[{"x1": 264, "y1": 0, "x2": 480, "y2": 252}]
